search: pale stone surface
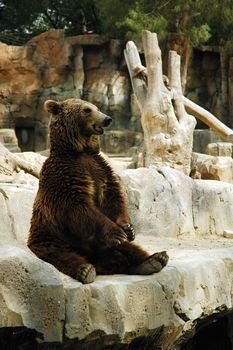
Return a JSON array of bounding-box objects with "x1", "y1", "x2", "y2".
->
[
  {"x1": 191, "y1": 152, "x2": 233, "y2": 183},
  {"x1": 2, "y1": 166, "x2": 233, "y2": 244},
  {"x1": 121, "y1": 166, "x2": 233, "y2": 238},
  {"x1": 0, "y1": 240, "x2": 65, "y2": 342},
  {"x1": 63, "y1": 236, "x2": 233, "y2": 346},
  {"x1": 121, "y1": 166, "x2": 195, "y2": 238},
  {"x1": 223, "y1": 230, "x2": 233, "y2": 238},
  {"x1": 1, "y1": 235, "x2": 233, "y2": 346},
  {"x1": 0, "y1": 183, "x2": 37, "y2": 243},
  {"x1": 205, "y1": 142, "x2": 232, "y2": 157},
  {"x1": 0, "y1": 150, "x2": 45, "y2": 185},
  {"x1": 1, "y1": 167, "x2": 233, "y2": 346},
  {"x1": 0, "y1": 129, "x2": 20, "y2": 152},
  {"x1": 193, "y1": 179, "x2": 233, "y2": 237}
]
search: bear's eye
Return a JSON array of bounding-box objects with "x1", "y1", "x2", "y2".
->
[{"x1": 83, "y1": 107, "x2": 92, "y2": 114}]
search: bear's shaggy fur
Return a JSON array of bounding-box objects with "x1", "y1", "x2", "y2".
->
[{"x1": 28, "y1": 99, "x2": 168, "y2": 283}]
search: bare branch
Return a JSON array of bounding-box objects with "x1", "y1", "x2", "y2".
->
[
  {"x1": 183, "y1": 97, "x2": 233, "y2": 141},
  {"x1": 124, "y1": 41, "x2": 147, "y2": 110}
]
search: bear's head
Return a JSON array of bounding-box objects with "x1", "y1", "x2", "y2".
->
[{"x1": 44, "y1": 99, "x2": 112, "y2": 153}]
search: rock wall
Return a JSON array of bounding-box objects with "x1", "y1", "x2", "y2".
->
[
  {"x1": 0, "y1": 30, "x2": 138, "y2": 153},
  {"x1": 185, "y1": 47, "x2": 232, "y2": 128},
  {"x1": 0, "y1": 30, "x2": 232, "y2": 154}
]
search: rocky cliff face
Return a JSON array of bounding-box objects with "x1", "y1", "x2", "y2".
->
[
  {"x1": 0, "y1": 30, "x2": 232, "y2": 153},
  {"x1": 0, "y1": 30, "x2": 140, "y2": 153}
]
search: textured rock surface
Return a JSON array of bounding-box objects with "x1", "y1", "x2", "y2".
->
[
  {"x1": 62, "y1": 236, "x2": 233, "y2": 347},
  {"x1": 193, "y1": 179, "x2": 233, "y2": 237},
  {"x1": 2, "y1": 165, "x2": 233, "y2": 242},
  {"x1": 1, "y1": 31, "x2": 232, "y2": 156},
  {"x1": 0, "y1": 30, "x2": 140, "y2": 154},
  {"x1": 121, "y1": 167, "x2": 195, "y2": 238},
  {"x1": 205, "y1": 142, "x2": 233, "y2": 157},
  {"x1": 0, "y1": 150, "x2": 45, "y2": 185},
  {"x1": 191, "y1": 152, "x2": 233, "y2": 183},
  {"x1": 0, "y1": 129, "x2": 20, "y2": 152},
  {"x1": 0, "y1": 184, "x2": 37, "y2": 243},
  {"x1": 0, "y1": 240, "x2": 64, "y2": 342},
  {"x1": 121, "y1": 166, "x2": 233, "y2": 238},
  {"x1": 1, "y1": 167, "x2": 233, "y2": 347},
  {"x1": 193, "y1": 129, "x2": 223, "y2": 154}
]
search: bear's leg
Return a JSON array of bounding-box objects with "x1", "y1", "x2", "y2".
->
[
  {"x1": 92, "y1": 242, "x2": 168, "y2": 275},
  {"x1": 29, "y1": 245, "x2": 96, "y2": 283},
  {"x1": 95, "y1": 155, "x2": 135, "y2": 241},
  {"x1": 131, "y1": 251, "x2": 169, "y2": 275}
]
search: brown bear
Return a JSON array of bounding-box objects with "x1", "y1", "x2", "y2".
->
[{"x1": 28, "y1": 98, "x2": 168, "y2": 284}]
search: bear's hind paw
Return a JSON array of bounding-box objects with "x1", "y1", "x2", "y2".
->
[
  {"x1": 76, "y1": 264, "x2": 96, "y2": 284},
  {"x1": 132, "y1": 251, "x2": 169, "y2": 275}
]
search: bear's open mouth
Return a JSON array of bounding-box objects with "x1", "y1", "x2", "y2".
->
[{"x1": 93, "y1": 125, "x2": 104, "y2": 135}]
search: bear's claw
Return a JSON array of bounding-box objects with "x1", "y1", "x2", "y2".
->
[
  {"x1": 122, "y1": 223, "x2": 135, "y2": 241},
  {"x1": 76, "y1": 264, "x2": 96, "y2": 284},
  {"x1": 132, "y1": 251, "x2": 169, "y2": 275},
  {"x1": 104, "y1": 226, "x2": 128, "y2": 246}
]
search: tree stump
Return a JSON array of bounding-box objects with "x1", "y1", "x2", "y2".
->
[{"x1": 124, "y1": 30, "x2": 196, "y2": 175}]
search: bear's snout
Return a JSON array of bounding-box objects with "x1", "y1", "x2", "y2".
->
[{"x1": 104, "y1": 116, "x2": 112, "y2": 127}]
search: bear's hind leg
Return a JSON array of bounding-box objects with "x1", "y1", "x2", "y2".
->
[
  {"x1": 130, "y1": 251, "x2": 169, "y2": 275},
  {"x1": 29, "y1": 244, "x2": 96, "y2": 283},
  {"x1": 93, "y1": 242, "x2": 168, "y2": 275}
]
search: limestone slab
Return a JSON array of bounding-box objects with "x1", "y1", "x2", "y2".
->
[
  {"x1": 121, "y1": 166, "x2": 195, "y2": 238},
  {"x1": 0, "y1": 241, "x2": 65, "y2": 342},
  {"x1": 193, "y1": 179, "x2": 233, "y2": 237},
  {"x1": 0, "y1": 184, "x2": 37, "y2": 244},
  {"x1": 63, "y1": 236, "x2": 233, "y2": 346},
  {"x1": 121, "y1": 166, "x2": 233, "y2": 239}
]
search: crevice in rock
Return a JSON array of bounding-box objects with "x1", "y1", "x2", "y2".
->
[
  {"x1": 191, "y1": 181, "x2": 197, "y2": 236},
  {"x1": 0, "y1": 188, "x2": 17, "y2": 239},
  {"x1": 173, "y1": 301, "x2": 190, "y2": 323}
]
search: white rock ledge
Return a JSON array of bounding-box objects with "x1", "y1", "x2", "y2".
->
[
  {"x1": 1, "y1": 167, "x2": 233, "y2": 347},
  {"x1": 62, "y1": 236, "x2": 233, "y2": 346},
  {"x1": 1, "y1": 236, "x2": 233, "y2": 346},
  {"x1": 0, "y1": 240, "x2": 64, "y2": 342}
]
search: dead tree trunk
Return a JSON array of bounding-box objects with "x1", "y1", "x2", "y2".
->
[{"x1": 124, "y1": 30, "x2": 196, "y2": 175}]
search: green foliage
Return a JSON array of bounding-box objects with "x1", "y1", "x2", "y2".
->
[
  {"x1": 92, "y1": 0, "x2": 133, "y2": 37},
  {"x1": 0, "y1": 0, "x2": 100, "y2": 35},
  {"x1": 116, "y1": 2, "x2": 168, "y2": 41},
  {"x1": 205, "y1": 0, "x2": 233, "y2": 50},
  {"x1": 95, "y1": 0, "x2": 232, "y2": 47},
  {"x1": 0, "y1": 0, "x2": 232, "y2": 49},
  {"x1": 189, "y1": 24, "x2": 211, "y2": 46}
]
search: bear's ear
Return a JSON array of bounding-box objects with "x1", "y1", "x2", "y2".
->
[{"x1": 44, "y1": 100, "x2": 61, "y2": 115}]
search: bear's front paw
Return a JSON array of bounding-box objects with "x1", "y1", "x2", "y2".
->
[
  {"x1": 121, "y1": 223, "x2": 135, "y2": 241},
  {"x1": 76, "y1": 264, "x2": 96, "y2": 284},
  {"x1": 103, "y1": 225, "x2": 128, "y2": 247}
]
